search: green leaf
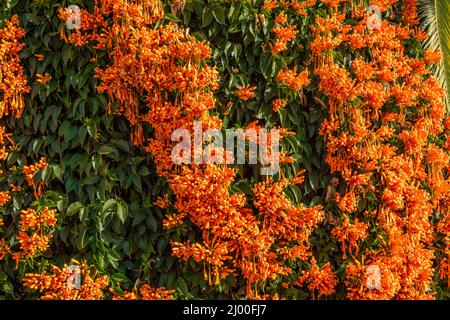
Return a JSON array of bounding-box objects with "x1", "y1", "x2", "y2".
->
[
  {"x1": 138, "y1": 166, "x2": 150, "y2": 176},
  {"x1": 309, "y1": 171, "x2": 319, "y2": 190},
  {"x1": 98, "y1": 145, "x2": 119, "y2": 160},
  {"x1": 175, "y1": 277, "x2": 189, "y2": 297},
  {"x1": 212, "y1": 6, "x2": 226, "y2": 24},
  {"x1": 81, "y1": 175, "x2": 100, "y2": 186},
  {"x1": 2, "y1": 282, "x2": 13, "y2": 294},
  {"x1": 117, "y1": 200, "x2": 129, "y2": 223},
  {"x1": 66, "y1": 201, "x2": 84, "y2": 216},
  {"x1": 102, "y1": 199, "x2": 117, "y2": 214},
  {"x1": 228, "y1": 0, "x2": 242, "y2": 22},
  {"x1": 111, "y1": 273, "x2": 129, "y2": 283},
  {"x1": 92, "y1": 154, "x2": 102, "y2": 172},
  {"x1": 98, "y1": 145, "x2": 116, "y2": 155},
  {"x1": 146, "y1": 214, "x2": 157, "y2": 232},
  {"x1": 75, "y1": 227, "x2": 88, "y2": 250},
  {"x1": 0, "y1": 271, "x2": 8, "y2": 282},
  {"x1": 202, "y1": 7, "x2": 213, "y2": 27},
  {"x1": 62, "y1": 44, "x2": 72, "y2": 66}
]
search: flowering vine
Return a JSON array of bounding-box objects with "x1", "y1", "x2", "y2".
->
[
  {"x1": 59, "y1": 0, "x2": 327, "y2": 298},
  {"x1": 309, "y1": 0, "x2": 447, "y2": 299}
]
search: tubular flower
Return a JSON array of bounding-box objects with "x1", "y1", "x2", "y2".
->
[
  {"x1": 290, "y1": 1, "x2": 315, "y2": 16},
  {"x1": 36, "y1": 73, "x2": 52, "y2": 86},
  {"x1": 235, "y1": 85, "x2": 257, "y2": 101},
  {"x1": 264, "y1": 1, "x2": 278, "y2": 12}
]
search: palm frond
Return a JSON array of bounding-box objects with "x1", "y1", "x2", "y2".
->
[{"x1": 417, "y1": 0, "x2": 450, "y2": 110}]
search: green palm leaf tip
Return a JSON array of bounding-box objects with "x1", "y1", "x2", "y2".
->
[{"x1": 417, "y1": 0, "x2": 450, "y2": 111}]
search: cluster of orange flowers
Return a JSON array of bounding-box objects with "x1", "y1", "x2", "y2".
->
[
  {"x1": 23, "y1": 259, "x2": 172, "y2": 300},
  {"x1": 272, "y1": 98, "x2": 287, "y2": 112},
  {"x1": 276, "y1": 67, "x2": 310, "y2": 92},
  {"x1": 23, "y1": 157, "x2": 48, "y2": 198},
  {"x1": 0, "y1": 216, "x2": 6, "y2": 260},
  {"x1": 311, "y1": 0, "x2": 447, "y2": 299},
  {"x1": 35, "y1": 73, "x2": 52, "y2": 86},
  {"x1": 0, "y1": 208, "x2": 57, "y2": 266},
  {"x1": 331, "y1": 216, "x2": 368, "y2": 259},
  {"x1": 169, "y1": 168, "x2": 324, "y2": 296},
  {"x1": 270, "y1": 12, "x2": 298, "y2": 55},
  {"x1": 58, "y1": 2, "x2": 109, "y2": 47},
  {"x1": 0, "y1": 16, "x2": 30, "y2": 118},
  {"x1": 60, "y1": 0, "x2": 329, "y2": 298},
  {"x1": 295, "y1": 258, "x2": 338, "y2": 299},
  {"x1": 265, "y1": 2, "x2": 348, "y2": 298},
  {"x1": 263, "y1": 0, "x2": 315, "y2": 15},
  {"x1": 0, "y1": 191, "x2": 11, "y2": 206},
  {"x1": 235, "y1": 85, "x2": 257, "y2": 101},
  {"x1": 23, "y1": 260, "x2": 109, "y2": 300},
  {"x1": 0, "y1": 128, "x2": 12, "y2": 257},
  {"x1": 111, "y1": 284, "x2": 174, "y2": 300},
  {"x1": 0, "y1": 128, "x2": 10, "y2": 260},
  {"x1": 0, "y1": 125, "x2": 14, "y2": 160},
  {"x1": 17, "y1": 210, "x2": 53, "y2": 256}
]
